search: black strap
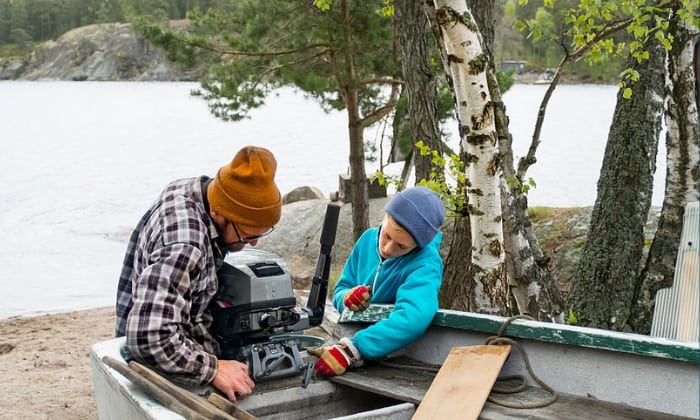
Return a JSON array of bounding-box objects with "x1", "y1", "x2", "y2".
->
[{"x1": 200, "y1": 177, "x2": 212, "y2": 216}]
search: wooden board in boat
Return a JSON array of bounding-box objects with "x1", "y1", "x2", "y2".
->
[{"x1": 413, "y1": 345, "x2": 511, "y2": 420}]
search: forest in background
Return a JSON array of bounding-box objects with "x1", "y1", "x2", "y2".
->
[{"x1": 0, "y1": 0, "x2": 624, "y2": 82}]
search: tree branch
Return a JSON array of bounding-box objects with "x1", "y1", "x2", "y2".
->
[
  {"x1": 358, "y1": 77, "x2": 405, "y2": 87},
  {"x1": 360, "y1": 83, "x2": 401, "y2": 127},
  {"x1": 261, "y1": 49, "x2": 333, "y2": 77},
  {"x1": 516, "y1": 18, "x2": 633, "y2": 180},
  {"x1": 181, "y1": 31, "x2": 331, "y2": 58}
]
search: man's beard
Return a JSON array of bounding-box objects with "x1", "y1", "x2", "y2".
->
[{"x1": 217, "y1": 237, "x2": 246, "y2": 253}]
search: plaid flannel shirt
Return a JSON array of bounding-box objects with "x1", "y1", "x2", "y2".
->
[{"x1": 115, "y1": 176, "x2": 224, "y2": 386}]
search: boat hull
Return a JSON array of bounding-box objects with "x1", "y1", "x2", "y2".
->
[{"x1": 91, "y1": 306, "x2": 699, "y2": 419}]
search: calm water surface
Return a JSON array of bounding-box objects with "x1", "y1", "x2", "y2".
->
[{"x1": 0, "y1": 81, "x2": 666, "y2": 318}]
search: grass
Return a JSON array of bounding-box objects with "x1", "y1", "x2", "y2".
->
[
  {"x1": 527, "y1": 206, "x2": 554, "y2": 222},
  {"x1": 0, "y1": 43, "x2": 40, "y2": 59},
  {"x1": 528, "y1": 207, "x2": 589, "y2": 254}
]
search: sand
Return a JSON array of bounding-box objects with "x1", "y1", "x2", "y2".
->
[{"x1": 0, "y1": 307, "x2": 115, "y2": 420}]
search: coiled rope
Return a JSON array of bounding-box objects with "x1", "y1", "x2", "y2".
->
[
  {"x1": 378, "y1": 314, "x2": 558, "y2": 410},
  {"x1": 484, "y1": 314, "x2": 558, "y2": 409}
]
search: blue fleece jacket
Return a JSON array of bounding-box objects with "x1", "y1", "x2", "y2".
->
[{"x1": 332, "y1": 226, "x2": 443, "y2": 359}]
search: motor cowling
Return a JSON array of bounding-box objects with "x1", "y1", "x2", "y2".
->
[{"x1": 209, "y1": 249, "x2": 299, "y2": 354}]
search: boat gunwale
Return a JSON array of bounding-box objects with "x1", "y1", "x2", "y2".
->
[{"x1": 340, "y1": 305, "x2": 700, "y2": 363}]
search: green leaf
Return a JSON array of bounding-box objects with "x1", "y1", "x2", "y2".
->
[{"x1": 313, "y1": 0, "x2": 332, "y2": 12}]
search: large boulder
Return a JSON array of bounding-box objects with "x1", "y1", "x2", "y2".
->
[
  {"x1": 4, "y1": 22, "x2": 203, "y2": 81},
  {"x1": 282, "y1": 186, "x2": 325, "y2": 204}
]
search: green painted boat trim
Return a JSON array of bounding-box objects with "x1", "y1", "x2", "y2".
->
[{"x1": 339, "y1": 304, "x2": 699, "y2": 364}]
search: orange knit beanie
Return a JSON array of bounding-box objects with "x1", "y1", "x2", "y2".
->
[{"x1": 207, "y1": 146, "x2": 282, "y2": 228}]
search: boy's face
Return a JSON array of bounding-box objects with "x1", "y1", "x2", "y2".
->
[{"x1": 378, "y1": 215, "x2": 417, "y2": 259}]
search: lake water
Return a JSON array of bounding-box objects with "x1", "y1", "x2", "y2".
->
[{"x1": 0, "y1": 81, "x2": 666, "y2": 319}]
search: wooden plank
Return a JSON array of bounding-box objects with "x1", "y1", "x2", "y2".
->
[
  {"x1": 127, "y1": 360, "x2": 237, "y2": 420},
  {"x1": 208, "y1": 392, "x2": 258, "y2": 420},
  {"x1": 101, "y1": 356, "x2": 209, "y2": 420},
  {"x1": 330, "y1": 363, "x2": 435, "y2": 404},
  {"x1": 412, "y1": 345, "x2": 511, "y2": 420}
]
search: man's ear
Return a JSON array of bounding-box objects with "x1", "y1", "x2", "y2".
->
[{"x1": 210, "y1": 208, "x2": 225, "y2": 225}]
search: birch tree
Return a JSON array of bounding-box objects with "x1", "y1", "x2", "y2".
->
[
  {"x1": 423, "y1": 0, "x2": 697, "y2": 324},
  {"x1": 419, "y1": 0, "x2": 565, "y2": 319},
  {"x1": 431, "y1": 0, "x2": 507, "y2": 314},
  {"x1": 471, "y1": 0, "x2": 565, "y2": 321}
]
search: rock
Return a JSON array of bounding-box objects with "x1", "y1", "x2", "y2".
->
[
  {"x1": 257, "y1": 197, "x2": 389, "y2": 277},
  {"x1": 0, "y1": 56, "x2": 27, "y2": 79},
  {"x1": 529, "y1": 206, "x2": 660, "y2": 297},
  {"x1": 282, "y1": 186, "x2": 325, "y2": 204},
  {"x1": 4, "y1": 22, "x2": 204, "y2": 81}
]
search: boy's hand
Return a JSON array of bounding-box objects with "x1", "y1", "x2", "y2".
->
[
  {"x1": 313, "y1": 338, "x2": 362, "y2": 377},
  {"x1": 343, "y1": 285, "x2": 372, "y2": 311}
]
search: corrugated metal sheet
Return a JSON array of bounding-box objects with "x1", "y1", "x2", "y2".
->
[{"x1": 650, "y1": 201, "x2": 699, "y2": 343}]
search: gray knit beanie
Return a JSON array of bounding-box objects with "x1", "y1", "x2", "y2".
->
[{"x1": 384, "y1": 186, "x2": 445, "y2": 248}]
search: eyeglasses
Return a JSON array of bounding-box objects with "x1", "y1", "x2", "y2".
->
[{"x1": 230, "y1": 221, "x2": 275, "y2": 244}]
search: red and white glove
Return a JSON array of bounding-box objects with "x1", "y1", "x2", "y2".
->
[
  {"x1": 313, "y1": 337, "x2": 362, "y2": 377},
  {"x1": 343, "y1": 285, "x2": 372, "y2": 311}
]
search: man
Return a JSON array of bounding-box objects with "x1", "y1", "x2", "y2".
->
[{"x1": 115, "y1": 145, "x2": 282, "y2": 401}]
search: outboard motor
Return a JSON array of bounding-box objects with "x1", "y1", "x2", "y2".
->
[{"x1": 210, "y1": 203, "x2": 341, "y2": 382}]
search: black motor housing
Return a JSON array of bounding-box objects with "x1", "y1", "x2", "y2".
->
[{"x1": 210, "y1": 249, "x2": 299, "y2": 353}]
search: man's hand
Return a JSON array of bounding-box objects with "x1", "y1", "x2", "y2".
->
[
  {"x1": 343, "y1": 285, "x2": 372, "y2": 311},
  {"x1": 313, "y1": 337, "x2": 362, "y2": 377},
  {"x1": 211, "y1": 359, "x2": 255, "y2": 401}
]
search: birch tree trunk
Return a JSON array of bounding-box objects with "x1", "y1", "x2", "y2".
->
[
  {"x1": 472, "y1": 0, "x2": 564, "y2": 322},
  {"x1": 629, "y1": 16, "x2": 700, "y2": 333},
  {"x1": 568, "y1": 35, "x2": 666, "y2": 331},
  {"x1": 421, "y1": 0, "x2": 563, "y2": 318},
  {"x1": 433, "y1": 0, "x2": 507, "y2": 313}
]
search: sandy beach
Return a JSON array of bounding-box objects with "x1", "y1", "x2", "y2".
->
[{"x1": 0, "y1": 307, "x2": 115, "y2": 420}]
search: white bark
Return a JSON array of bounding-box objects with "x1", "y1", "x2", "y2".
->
[
  {"x1": 665, "y1": 20, "x2": 699, "y2": 203},
  {"x1": 434, "y1": 0, "x2": 506, "y2": 312}
]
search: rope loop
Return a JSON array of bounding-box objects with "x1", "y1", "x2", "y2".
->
[{"x1": 484, "y1": 315, "x2": 559, "y2": 409}]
